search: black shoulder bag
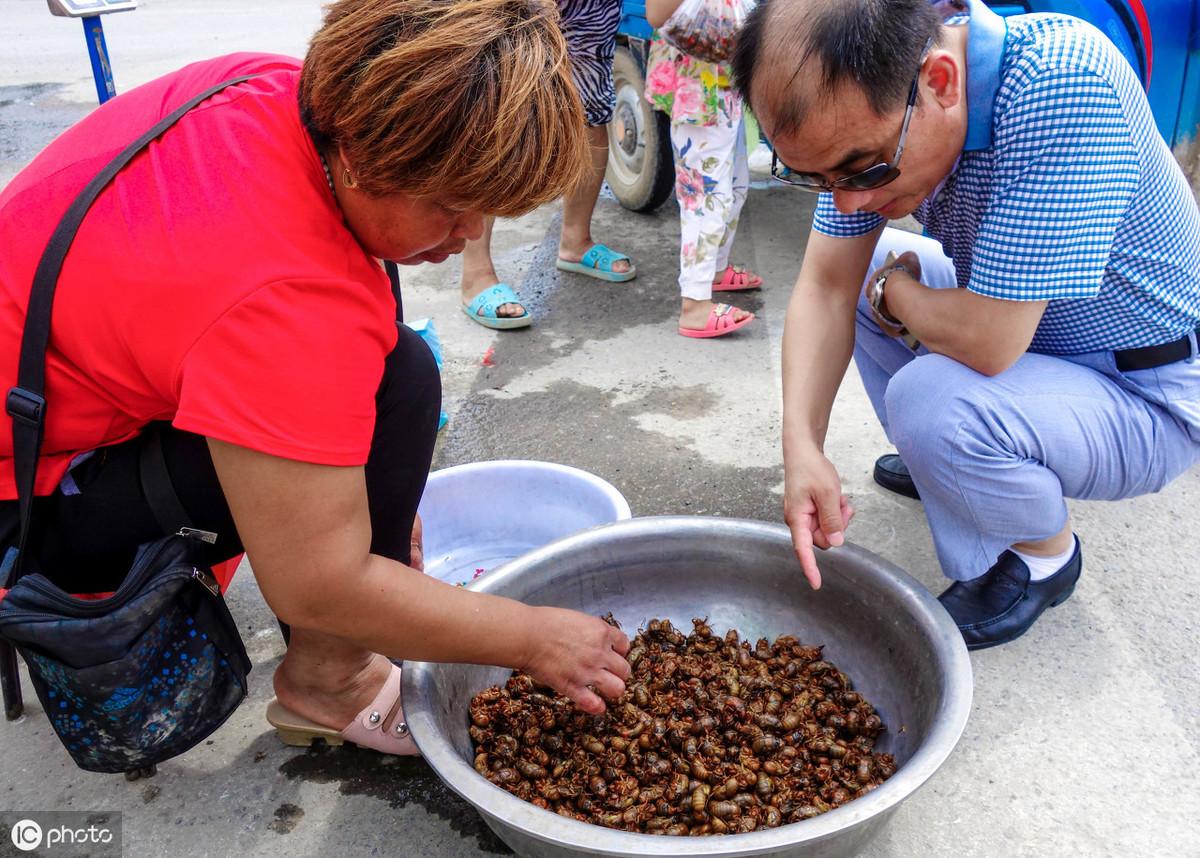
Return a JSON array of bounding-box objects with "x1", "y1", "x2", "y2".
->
[{"x1": 0, "y1": 77, "x2": 255, "y2": 773}]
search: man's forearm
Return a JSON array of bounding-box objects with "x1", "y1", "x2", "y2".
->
[
  {"x1": 781, "y1": 277, "x2": 857, "y2": 453},
  {"x1": 885, "y1": 274, "x2": 1043, "y2": 376}
]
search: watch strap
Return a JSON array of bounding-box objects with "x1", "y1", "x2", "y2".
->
[{"x1": 871, "y1": 266, "x2": 909, "y2": 328}]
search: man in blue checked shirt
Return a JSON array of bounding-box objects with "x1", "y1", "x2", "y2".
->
[{"x1": 731, "y1": 0, "x2": 1200, "y2": 649}]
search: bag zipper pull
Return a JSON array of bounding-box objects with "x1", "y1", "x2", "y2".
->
[
  {"x1": 177, "y1": 527, "x2": 218, "y2": 544},
  {"x1": 191, "y1": 567, "x2": 221, "y2": 598}
]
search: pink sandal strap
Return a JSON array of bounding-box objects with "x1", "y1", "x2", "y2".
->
[
  {"x1": 679, "y1": 303, "x2": 755, "y2": 338},
  {"x1": 340, "y1": 663, "x2": 419, "y2": 755},
  {"x1": 713, "y1": 264, "x2": 763, "y2": 292}
]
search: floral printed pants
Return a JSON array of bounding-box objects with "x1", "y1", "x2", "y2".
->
[{"x1": 671, "y1": 118, "x2": 748, "y2": 301}]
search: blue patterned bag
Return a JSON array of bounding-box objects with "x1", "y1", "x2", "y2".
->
[{"x1": 0, "y1": 535, "x2": 251, "y2": 773}]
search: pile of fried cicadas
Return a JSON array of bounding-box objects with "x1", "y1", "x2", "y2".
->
[{"x1": 468, "y1": 617, "x2": 896, "y2": 835}]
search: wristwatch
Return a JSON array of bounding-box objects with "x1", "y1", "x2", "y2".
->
[
  {"x1": 868, "y1": 261, "x2": 913, "y2": 330},
  {"x1": 868, "y1": 253, "x2": 921, "y2": 351}
]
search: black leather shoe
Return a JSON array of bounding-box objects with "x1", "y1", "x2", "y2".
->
[
  {"x1": 873, "y1": 453, "x2": 920, "y2": 500},
  {"x1": 938, "y1": 539, "x2": 1082, "y2": 650}
]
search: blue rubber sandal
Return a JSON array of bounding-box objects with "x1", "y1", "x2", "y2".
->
[
  {"x1": 555, "y1": 244, "x2": 637, "y2": 282},
  {"x1": 462, "y1": 283, "x2": 532, "y2": 330}
]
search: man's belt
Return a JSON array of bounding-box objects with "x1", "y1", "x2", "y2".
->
[{"x1": 1114, "y1": 325, "x2": 1200, "y2": 372}]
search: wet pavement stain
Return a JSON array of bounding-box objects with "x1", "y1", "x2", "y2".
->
[
  {"x1": 268, "y1": 802, "x2": 305, "y2": 834},
  {"x1": 443, "y1": 187, "x2": 793, "y2": 400},
  {"x1": 468, "y1": 207, "x2": 685, "y2": 382},
  {"x1": 279, "y1": 746, "x2": 512, "y2": 854},
  {"x1": 438, "y1": 381, "x2": 783, "y2": 522}
]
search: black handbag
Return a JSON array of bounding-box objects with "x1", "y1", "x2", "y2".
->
[{"x1": 0, "y1": 77, "x2": 256, "y2": 773}]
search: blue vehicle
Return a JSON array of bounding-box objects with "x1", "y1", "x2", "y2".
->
[{"x1": 606, "y1": 0, "x2": 1200, "y2": 211}]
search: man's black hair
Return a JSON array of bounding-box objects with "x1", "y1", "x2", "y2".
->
[{"x1": 733, "y1": 0, "x2": 942, "y2": 136}]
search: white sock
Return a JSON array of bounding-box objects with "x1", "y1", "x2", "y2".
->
[{"x1": 1011, "y1": 536, "x2": 1077, "y2": 582}]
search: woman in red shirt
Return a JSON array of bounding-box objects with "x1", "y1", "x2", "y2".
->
[{"x1": 0, "y1": 0, "x2": 630, "y2": 755}]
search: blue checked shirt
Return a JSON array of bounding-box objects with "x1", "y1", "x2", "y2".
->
[{"x1": 812, "y1": 0, "x2": 1200, "y2": 354}]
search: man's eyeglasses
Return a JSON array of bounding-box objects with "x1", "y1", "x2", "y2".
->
[{"x1": 770, "y1": 38, "x2": 933, "y2": 193}]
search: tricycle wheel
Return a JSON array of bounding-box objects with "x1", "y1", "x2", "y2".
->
[{"x1": 605, "y1": 45, "x2": 674, "y2": 213}]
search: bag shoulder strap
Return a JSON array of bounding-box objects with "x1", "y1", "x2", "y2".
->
[
  {"x1": 385, "y1": 259, "x2": 403, "y2": 323},
  {"x1": 5, "y1": 75, "x2": 256, "y2": 585},
  {"x1": 138, "y1": 424, "x2": 194, "y2": 535}
]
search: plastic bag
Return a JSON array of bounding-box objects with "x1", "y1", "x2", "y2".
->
[
  {"x1": 406, "y1": 318, "x2": 449, "y2": 431},
  {"x1": 660, "y1": 0, "x2": 756, "y2": 64}
]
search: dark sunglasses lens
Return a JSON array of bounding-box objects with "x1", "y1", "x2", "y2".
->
[
  {"x1": 782, "y1": 172, "x2": 828, "y2": 191},
  {"x1": 841, "y1": 164, "x2": 900, "y2": 191}
]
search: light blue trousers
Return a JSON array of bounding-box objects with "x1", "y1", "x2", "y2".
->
[{"x1": 855, "y1": 229, "x2": 1200, "y2": 580}]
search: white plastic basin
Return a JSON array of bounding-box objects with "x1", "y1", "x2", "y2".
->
[{"x1": 416, "y1": 460, "x2": 632, "y2": 585}]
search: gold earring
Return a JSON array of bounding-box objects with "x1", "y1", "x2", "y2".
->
[{"x1": 341, "y1": 168, "x2": 358, "y2": 189}]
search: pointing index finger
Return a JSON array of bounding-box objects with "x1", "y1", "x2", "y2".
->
[{"x1": 792, "y1": 526, "x2": 823, "y2": 590}]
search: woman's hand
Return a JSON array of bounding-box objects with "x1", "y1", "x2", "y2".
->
[
  {"x1": 520, "y1": 608, "x2": 631, "y2": 715},
  {"x1": 783, "y1": 448, "x2": 855, "y2": 590}
]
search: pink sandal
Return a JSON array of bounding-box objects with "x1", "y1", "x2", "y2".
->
[
  {"x1": 265, "y1": 662, "x2": 419, "y2": 756},
  {"x1": 679, "y1": 302, "x2": 755, "y2": 339},
  {"x1": 712, "y1": 264, "x2": 763, "y2": 292}
]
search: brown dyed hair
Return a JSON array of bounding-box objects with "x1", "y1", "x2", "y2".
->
[{"x1": 299, "y1": 0, "x2": 587, "y2": 217}]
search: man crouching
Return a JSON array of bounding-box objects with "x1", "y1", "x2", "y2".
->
[{"x1": 733, "y1": 0, "x2": 1200, "y2": 648}]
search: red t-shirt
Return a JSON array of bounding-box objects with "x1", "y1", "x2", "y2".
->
[{"x1": 0, "y1": 53, "x2": 398, "y2": 498}]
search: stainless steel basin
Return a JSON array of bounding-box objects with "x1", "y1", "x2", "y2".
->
[{"x1": 403, "y1": 516, "x2": 972, "y2": 857}]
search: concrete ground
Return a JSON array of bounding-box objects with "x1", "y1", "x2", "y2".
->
[{"x1": 2, "y1": 2, "x2": 1198, "y2": 856}]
